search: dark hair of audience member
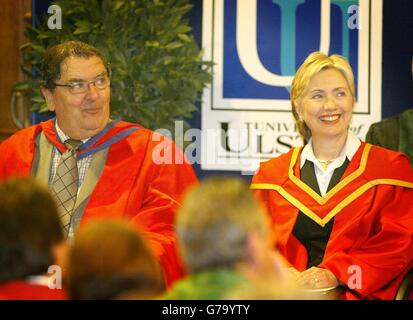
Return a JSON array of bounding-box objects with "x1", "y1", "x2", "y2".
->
[{"x1": 0, "y1": 177, "x2": 63, "y2": 283}]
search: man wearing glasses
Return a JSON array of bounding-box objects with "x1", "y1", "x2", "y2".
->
[{"x1": 0, "y1": 40, "x2": 198, "y2": 287}]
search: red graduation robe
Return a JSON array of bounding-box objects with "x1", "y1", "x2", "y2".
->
[
  {"x1": 0, "y1": 281, "x2": 67, "y2": 300},
  {"x1": 251, "y1": 143, "x2": 413, "y2": 299},
  {"x1": 0, "y1": 119, "x2": 198, "y2": 287}
]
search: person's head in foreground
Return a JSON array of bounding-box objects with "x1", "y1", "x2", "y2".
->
[
  {"x1": 177, "y1": 177, "x2": 270, "y2": 274},
  {"x1": 165, "y1": 177, "x2": 307, "y2": 299},
  {"x1": 0, "y1": 177, "x2": 66, "y2": 299},
  {"x1": 66, "y1": 219, "x2": 164, "y2": 299}
]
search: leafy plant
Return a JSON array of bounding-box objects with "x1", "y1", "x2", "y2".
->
[{"x1": 15, "y1": 0, "x2": 211, "y2": 133}]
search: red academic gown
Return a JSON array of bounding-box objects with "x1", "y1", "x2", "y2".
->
[
  {"x1": 251, "y1": 143, "x2": 413, "y2": 300},
  {"x1": 0, "y1": 281, "x2": 67, "y2": 300},
  {"x1": 0, "y1": 120, "x2": 198, "y2": 287}
]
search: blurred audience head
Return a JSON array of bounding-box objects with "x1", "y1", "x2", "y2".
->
[
  {"x1": 66, "y1": 219, "x2": 164, "y2": 299},
  {"x1": 176, "y1": 177, "x2": 271, "y2": 274},
  {"x1": 0, "y1": 177, "x2": 63, "y2": 283}
]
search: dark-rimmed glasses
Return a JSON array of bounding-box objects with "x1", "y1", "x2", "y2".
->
[{"x1": 53, "y1": 75, "x2": 109, "y2": 94}]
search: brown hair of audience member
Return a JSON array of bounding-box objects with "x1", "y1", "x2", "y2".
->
[
  {"x1": 66, "y1": 219, "x2": 164, "y2": 299},
  {"x1": 176, "y1": 177, "x2": 270, "y2": 274},
  {"x1": 0, "y1": 177, "x2": 63, "y2": 283}
]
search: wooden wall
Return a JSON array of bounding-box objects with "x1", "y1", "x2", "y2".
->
[{"x1": 0, "y1": 0, "x2": 31, "y2": 142}]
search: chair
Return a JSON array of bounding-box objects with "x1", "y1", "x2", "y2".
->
[{"x1": 395, "y1": 268, "x2": 413, "y2": 300}]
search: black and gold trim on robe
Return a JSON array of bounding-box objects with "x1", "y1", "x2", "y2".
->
[{"x1": 292, "y1": 159, "x2": 349, "y2": 268}]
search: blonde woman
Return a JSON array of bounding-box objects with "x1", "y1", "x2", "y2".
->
[{"x1": 251, "y1": 52, "x2": 413, "y2": 300}]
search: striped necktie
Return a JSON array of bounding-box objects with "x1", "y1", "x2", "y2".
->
[{"x1": 51, "y1": 139, "x2": 83, "y2": 237}]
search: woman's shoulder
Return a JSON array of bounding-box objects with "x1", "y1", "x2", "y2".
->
[
  {"x1": 368, "y1": 143, "x2": 410, "y2": 166},
  {"x1": 364, "y1": 143, "x2": 413, "y2": 181},
  {"x1": 253, "y1": 147, "x2": 298, "y2": 183}
]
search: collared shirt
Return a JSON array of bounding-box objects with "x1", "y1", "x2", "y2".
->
[
  {"x1": 49, "y1": 122, "x2": 93, "y2": 189},
  {"x1": 300, "y1": 131, "x2": 361, "y2": 196}
]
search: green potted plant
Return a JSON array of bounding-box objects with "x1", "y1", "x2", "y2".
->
[{"x1": 14, "y1": 0, "x2": 211, "y2": 135}]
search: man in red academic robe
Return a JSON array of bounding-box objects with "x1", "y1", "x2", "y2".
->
[{"x1": 0, "y1": 40, "x2": 197, "y2": 287}]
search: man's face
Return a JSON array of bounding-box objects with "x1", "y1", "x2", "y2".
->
[{"x1": 42, "y1": 56, "x2": 110, "y2": 140}]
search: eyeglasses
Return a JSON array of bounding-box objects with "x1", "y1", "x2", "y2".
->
[{"x1": 53, "y1": 76, "x2": 110, "y2": 94}]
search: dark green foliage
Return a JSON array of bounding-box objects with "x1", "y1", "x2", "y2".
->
[{"x1": 15, "y1": 0, "x2": 212, "y2": 133}]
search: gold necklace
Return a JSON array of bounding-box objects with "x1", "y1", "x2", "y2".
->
[{"x1": 318, "y1": 159, "x2": 334, "y2": 170}]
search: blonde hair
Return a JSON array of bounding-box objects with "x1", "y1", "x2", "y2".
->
[{"x1": 290, "y1": 52, "x2": 355, "y2": 142}]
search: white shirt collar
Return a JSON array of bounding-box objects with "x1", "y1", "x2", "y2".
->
[{"x1": 300, "y1": 130, "x2": 361, "y2": 172}]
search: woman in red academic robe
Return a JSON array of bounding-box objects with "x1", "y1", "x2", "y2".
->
[{"x1": 251, "y1": 52, "x2": 413, "y2": 300}]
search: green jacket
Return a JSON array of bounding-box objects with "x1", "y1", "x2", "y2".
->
[
  {"x1": 162, "y1": 268, "x2": 246, "y2": 300},
  {"x1": 365, "y1": 108, "x2": 413, "y2": 166}
]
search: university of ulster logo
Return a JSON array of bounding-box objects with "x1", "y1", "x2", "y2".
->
[{"x1": 201, "y1": 0, "x2": 382, "y2": 171}]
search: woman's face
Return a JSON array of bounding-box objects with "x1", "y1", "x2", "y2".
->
[{"x1": 296, "y1": 68, "x2": 354, "y2": 141}]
